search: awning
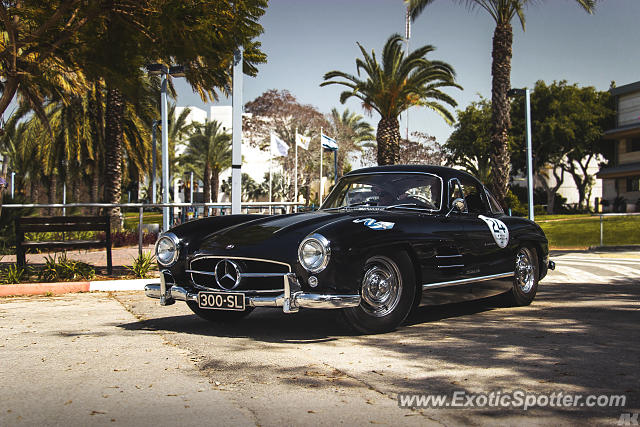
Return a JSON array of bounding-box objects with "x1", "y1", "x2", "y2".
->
[
  {"x1": 596, "y1": 162, "x2": 640, "y2": 179},
  {"x1": 603, "y1": 123, "x2": 640, "y2": 140}
]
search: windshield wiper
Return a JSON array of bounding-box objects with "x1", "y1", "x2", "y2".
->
[
  {"x1": 324, "y1": 202, "x2": 377, "y2": 211},
  {"x1": 385, "y1": 203, "x2": 429, "y2": 211}
]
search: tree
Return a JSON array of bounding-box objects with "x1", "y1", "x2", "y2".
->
[
  {"x1": 327, "y1": 108, "x2": 375, "y2": 176},
  {"x1": 321, "y1": 34, "x2": 460, "y2": 165},
  {"x1": 0, "y1": 0, "x2": 110, "y2": 120},
  {"x1": 444, "y1": 98, "x2": 494, "y2": 184},
  {"x1": 179, "y1": 120, "x2": 231, "y2": 210},
  {"x1": 408, "y1": 0, "x2": 596, "y2": 206},
  {"x1": 221, "y1": 173, "x2": 265, "y2": 202},
  {"x1": 244, "y1": 89, "x2": 329, "y2": 203},
  {"x1": 510, "y1": 80, "x2": 614, "y2": 212},
  {"x1": 400, "y1": 132, "x2": 445, "y2": 166},
  {"x1": 76, "y1": 0, "x2": 267, "y2": 227}
]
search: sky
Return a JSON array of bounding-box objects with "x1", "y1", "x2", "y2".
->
[{"x1": 175, "y1": 0, "x2": 640, "y2": 145}]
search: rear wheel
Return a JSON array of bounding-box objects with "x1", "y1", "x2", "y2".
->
[
  {"x1": 504, "y1": 246, "x2": 539, "y2": 306},
  {"x1": 186, "y1": 300, "x2": 254, "y2": 322},
  {"x1": 342, "y1": 251, "x2": 416, "y2": 334}
]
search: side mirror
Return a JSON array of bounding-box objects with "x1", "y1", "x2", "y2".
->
[{"x1": 446, "y1": 198, "x2": 466, "y2": 217}]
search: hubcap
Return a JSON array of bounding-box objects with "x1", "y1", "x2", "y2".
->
[
  {"x1": 515, "y1": 248, "x2": 535, "y2": 293},
  {"x1": 360, "y1": 256, "x2": 402, "y2": 317}
]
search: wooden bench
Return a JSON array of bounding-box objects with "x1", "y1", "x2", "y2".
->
[{"x1": 15, "y1": 216, "x2": 112, "y2": 275}]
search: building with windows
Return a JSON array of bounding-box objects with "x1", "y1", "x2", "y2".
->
[{"x1": 597, "y1": 81, "x2": 640, "y2": 212}]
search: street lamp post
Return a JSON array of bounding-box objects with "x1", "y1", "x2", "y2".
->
[
  {"x1": 508, "y1": 88, "x2": 535, "y2": 222},
  {"x1": 151, "y1": 119, "x2": 160, "y2": 204},
  {"x1": 146, "y1": 64, "x2": 186, "y2": 231},
  {"x1": 231, "y1": 48, "x2": 243, "y2": 215}
]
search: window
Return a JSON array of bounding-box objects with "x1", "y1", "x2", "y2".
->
[
  {"x1": 628, "y1": 176, "x2": 640, "y2": 192},
  {"x1": 449, "y1": 179, "x2": 466, "y2": 211},
  {"x1": 459, "y1": 177, "x2": 488, "y2": 214},
  {"x1": 629, "y1": 139, "x2": 640, "y2": 152},
  {"x1": 485, "y1": 188, "x2": 504, "y2": 214},
  {"x1": 322, "y1": 173, "x2": 442, "y2": 210}
]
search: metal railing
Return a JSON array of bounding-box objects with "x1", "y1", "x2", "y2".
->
[
  {"x1": 2, "y1": 202, "x2": 306, "y2": 257},
  {"x1": 596, "y1": 212, "x2": 640, "y2": 247}
]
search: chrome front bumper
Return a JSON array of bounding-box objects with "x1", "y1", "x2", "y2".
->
[{"x1": 144, "y1": 272, "x2": 360, "y2": 313}]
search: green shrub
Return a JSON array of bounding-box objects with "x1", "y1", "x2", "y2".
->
[
  {"x1": 1, "y1": 264, "x2": 30, "y2": 284},
  {"x1": 38, "y1": 253, "x2": 95, "y2": 282},
  {"x1": 125, "y1": 252, "x2": 157, "y2": 279},
  {"x1": 24, "y1": 231, "x2": 97, "y2": 241}
]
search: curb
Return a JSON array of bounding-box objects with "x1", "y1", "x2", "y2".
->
[{"x1": 0, "y1": 278, "x2": 158, "y2": 297}]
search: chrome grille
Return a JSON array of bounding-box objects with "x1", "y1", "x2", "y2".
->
[{"x1": 187, "y1": 256, "x2": 291, "y2": 293}]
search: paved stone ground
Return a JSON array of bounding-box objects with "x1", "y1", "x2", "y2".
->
[{"x1": 1, "y1": 252, "x2": 638, "y2": 426}]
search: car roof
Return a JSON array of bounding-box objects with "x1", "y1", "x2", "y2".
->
[{"x1": 345, "y1": 164, "x2": 484, "y2": 186}]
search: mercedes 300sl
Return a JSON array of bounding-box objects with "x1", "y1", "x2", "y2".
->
[{"x1": 145, "y1": 165, "x2": 554, "y2": 333}]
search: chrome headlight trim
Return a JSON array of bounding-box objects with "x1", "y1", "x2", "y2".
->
[
  {"x1": 155, "y1": 232, "x2": 180, "y2": 267},
  {"x1": 298, "y1": 233, "x2": 331, "y2": 273}
]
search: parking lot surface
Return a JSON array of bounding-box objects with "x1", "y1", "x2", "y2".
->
[{"x1": 1, "y1": 252, "x2": 638, "y2": 426}]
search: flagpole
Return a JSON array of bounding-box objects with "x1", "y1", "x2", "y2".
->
[
  {"x1": 319, "y1": 127, "x2": 323, "y2": 205},
  {"x1": 269, "y1": 135, "x2": 273, "y2": 215},
  {"x1": 294, "y1": 127, "x2": 298, "y2": 213}
]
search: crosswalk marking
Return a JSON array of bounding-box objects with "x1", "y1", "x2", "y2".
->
[
  {"x1": 556, "y1": 257, "x2": 640, "y2": 266},
  {"x1": 547, "y1": 265, "x2": 609, "y2": 283},
  {"x1": 555, "y1": 261, "x2": 640, "y2": 277},
  {"x1": 544, "y1": 256, "x2": 640, "y2": 284}
]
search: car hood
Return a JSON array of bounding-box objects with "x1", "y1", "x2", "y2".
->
[{"x1": 195, "y1": 209, "x2": 406, "y2": 258}]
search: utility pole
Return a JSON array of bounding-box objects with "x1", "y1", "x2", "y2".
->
[{"x1": 231, "y1": 47, "x2": 243, "y2": 215}]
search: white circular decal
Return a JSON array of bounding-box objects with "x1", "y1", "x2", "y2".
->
[{"x1": 478, "y1": 215, "x2": 509, "y2": 248}]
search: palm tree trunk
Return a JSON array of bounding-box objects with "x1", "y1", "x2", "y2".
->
[
  {"x1": 0, "y1": 158, "x2": 7, "y2": 216},
  {"x1": 211, "y1": 169, "x2": 220, "y2": 205},
  {"x1": 104, "y1": 87, "x2": 125, "y2": 229},
  {"x1": 91, "y1": 164, "x2": 100, "y2": 215},
  {"x1": 203, "y1": 163, "x2": 211, "y2": 217},
  {"x1": 490, "y1": 21, "x2": 513, "y2": 207},
  {"x1": 48, "y1": 174, "x2": 58, "y2": 216},
  {"x1": 376, "y1": 117, "x2": 400, "y2": 165},
  {"x1": 30, "y1": 180, "x2": 39, "y2": 205}
]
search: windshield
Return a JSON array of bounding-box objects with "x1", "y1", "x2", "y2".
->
[{"x1": 321, "y1": 173, "x2": 442, "y2": 211}]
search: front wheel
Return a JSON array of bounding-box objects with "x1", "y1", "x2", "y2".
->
[
  {"x1": 504, "y1": 246, "x2": 539, "y2": 306},
  {"x1": 186, "y1": 300, "x2": 254, "y2": 322},
  {"x1": 341, "y1": 251, "x2": 416, "y2": 334}
]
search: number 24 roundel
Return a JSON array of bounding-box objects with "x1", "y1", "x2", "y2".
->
[{"x1": 478, "y1": 215, "x2": 509, "y2": 248}]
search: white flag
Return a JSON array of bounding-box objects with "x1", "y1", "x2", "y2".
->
[
  {"x1": 296, "y1": 133, "x2": 311, "y2": 150},
  {"x1": 321, "y1": 133, "x2": 338, "y2": 151},
  {"x1": 270, "y1": 132, "x2": 290, "y2": 157}
]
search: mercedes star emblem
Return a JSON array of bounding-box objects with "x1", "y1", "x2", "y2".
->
[{"x1": 214, "y1": 259, "x2": 241, "y2": 290}]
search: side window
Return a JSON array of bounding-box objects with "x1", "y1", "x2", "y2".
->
[
  {"x1": 448, "y1": 179, "x2": 467, "y2": 212},
  {"x1": 459, "y1": 177, "x2": 488, "y2": 214},
  {"x1": 485, "y1": 188, "x2": 504, "y2": 214}
]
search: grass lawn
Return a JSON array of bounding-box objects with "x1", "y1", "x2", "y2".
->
[
  {"x1": 120, "y1": 211, "x2": 639, "y2": 250},
  {"x1": 536, "y1": 215, "x2": 640, "y2": 249},
  {"x1": 123, "y1": 211, "x2": 162, "y2": 230}
]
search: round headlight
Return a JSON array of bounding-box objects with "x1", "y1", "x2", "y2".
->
[
  {"x1": 298, "y1": 233, "x2": 330, "y2": 273},
  {"x1": 155, "y1": 232, "x2": 180, "y2": 267}
]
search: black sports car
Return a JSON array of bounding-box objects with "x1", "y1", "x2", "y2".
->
[{"x1": 145, "y1": 165, "x2": 554, "y2": 333}]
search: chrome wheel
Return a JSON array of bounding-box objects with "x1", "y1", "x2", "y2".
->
[
  {"x1": 515, "y1": 248, "x2": 535, "y2": 293},
  {"x1": 360, "y1": 256, "x2": 403, "y2": 317}
]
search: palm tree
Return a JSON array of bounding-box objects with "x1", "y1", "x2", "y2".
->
[
  {"x1": 321, "y1": 34, "x2": 460, "y2": 165},
  {"x1": 328, "y1": 108, "x2": 375, "y2": 177},
  {"x1": 180, "y1": 120, "x2": 232, "y2": 211},
  {"x1": 407, "y1": 0, "x2": 595, "y2": 205}
]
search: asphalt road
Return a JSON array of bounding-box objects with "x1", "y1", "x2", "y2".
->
[{"x1": 1, "y1": 252, "x2": 638, "y2": 426}]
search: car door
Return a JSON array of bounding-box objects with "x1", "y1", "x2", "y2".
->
[
  {"x1": 457, "y1": 177, "x2": 513, "y2": 296},
  {"x1": 418, "y1": 178, "x2": 478, "y2": 305}
]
